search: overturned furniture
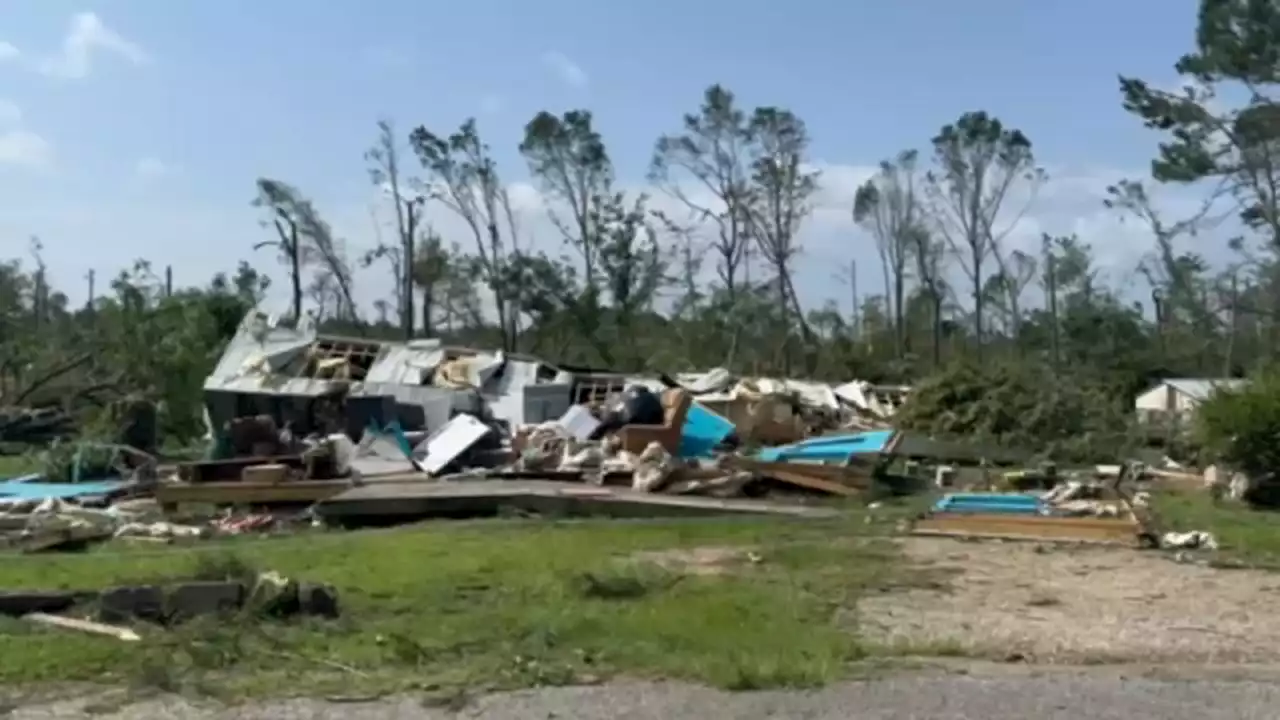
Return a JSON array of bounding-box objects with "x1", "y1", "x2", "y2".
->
[{"x1": 618, "y1": 389, "x2": 693, "y2": 455}]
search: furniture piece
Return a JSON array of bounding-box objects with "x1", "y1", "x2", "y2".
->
[{"x1": 618, "y1": 389, "x2": 691, "y2": 455}]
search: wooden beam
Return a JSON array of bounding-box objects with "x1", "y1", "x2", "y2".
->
[
  {"x1": 156, "y1": 479, "x2": 352, "y2": 508},
  {"x1": 911, "y1": 512, "x2": 1141, "y2": 545}
]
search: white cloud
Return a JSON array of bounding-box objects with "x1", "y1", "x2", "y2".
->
[
  {"x1": 0, "y1": 100, "x2": 21, "y2": 126},
  {"x1": 541, "y1": 51, "x2": 588, "y2": 89},
  {"x1": 0, "y1": 100, "x2": 51, "y2": 170},
  {"x1": 0, "y1": 41, "x2": 19, "y2": 62},
  {"x1": 0, "y1": 130, "x2": 53, "y2": 169},
  {"x1": 38, "y1": 12, "x2": 148, "y2": 79},
  {"x1": 133, "y1": 157, "x2": 174, "y2": 179}
]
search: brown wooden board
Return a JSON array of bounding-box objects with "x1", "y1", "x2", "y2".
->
[
  {"x1": 911, "y1": 512, "x2": 1141, "y2": 545},
  {"x1": 725, "y1": 457, "x2": 870, "y2": 496},
  {"x1": 156, "y1": 479, "x2": 352, "y2": 509},
  {"x1": 315, "y1": 479, "x2": 838, "y2": 523}
]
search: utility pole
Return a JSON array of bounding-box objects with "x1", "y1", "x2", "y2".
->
[{"x1": 164, "y1": 265, "x2": 173, "y2": 297}]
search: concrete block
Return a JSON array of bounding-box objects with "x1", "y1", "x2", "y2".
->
[
  {"x1": 98, "y1": 585, "x2": 164, "y2": 623},
  {"x1": 0, "y1": 590, "x2": 79, "y2": 617},
  {"x1": 298, "y1": 583, "x2": 340, "y2": 618},
  {"x1": 166, "y1": 581, "x2": 245, "y2": 620}
]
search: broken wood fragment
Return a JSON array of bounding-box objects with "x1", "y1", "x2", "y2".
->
[{"x1": 24, "y1": 612, "x2": 141, "y2": 641}]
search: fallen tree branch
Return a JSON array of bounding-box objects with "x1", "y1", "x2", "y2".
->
[{"x1": 11, "y1": 353, "x2": 95, "y2": 405}]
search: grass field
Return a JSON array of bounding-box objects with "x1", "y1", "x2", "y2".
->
[
  {"x1": 1153, "y1": 490, "x2": 1280, "y2": 567},
  {"x1": 4, "y1": 444, "x2": 1277, "y2": 701},
  {"x1": 0, "y1": 454, "x2": 38, "y2": 479},
  {"x1": 0, "y1": 503, "x2": 943, "y2": 699}
]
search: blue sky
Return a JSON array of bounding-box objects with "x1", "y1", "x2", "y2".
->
[{"x1": 0, "y1": 0, "x2": 1210, "y2": 311}]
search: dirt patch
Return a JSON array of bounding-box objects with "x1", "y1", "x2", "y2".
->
[
  {"x1": 629, "y1": 546, "x2": 758, "y2": 576},
  {"x1": 859, "y1": 537, "x2": 1280, "y2": 663}
]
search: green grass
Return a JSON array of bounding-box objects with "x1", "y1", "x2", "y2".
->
[
  {"x1": 0, "y1": 504, "x2": 933, "y2": 698},
  {"x1": 0, "y1": 454, "x2": 39, "y2": 479},
  {"x1": 1153, "y1": 490, "x2": 1280, "y2": 568}
]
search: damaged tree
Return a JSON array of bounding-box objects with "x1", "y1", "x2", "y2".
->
[
  {"x1": 744, "y1": 107, "x2": 819, "y2": 373},
  {"x1": 1103, "y1": 179, "x2": 1220, "y2": 353},
  {"x1": 650, "y1": 84, "x2": 756, "y2": 298},
  {"x1": 924, "y1": 111, "x2": 1042, "y2": 356},
  {"x1": 366, "y1": 119, "x2": 423, "y2": 340},
  {"x1": 410, "y1": 118, "x2": 522, "y2": 351},
  {"x1": 853, "y1": 149, "x2": 925, "y2": 359},
  {"x1": 650, "y1": 84, "x2": 759, "y2": 365},
  {"x1": 907, "y1": 225, "x2": 948, "y2": 368},
  {"x1": 1116, "y1": 0, "x2": 1280, "y2": 353},
  {"x1": 251, "y1": 179, "x2": 358, "y2": 323},
  {"x1": 251, "y1": 181, "x2": 306, "y2": 321},
  {"x1": 519, "y1": 109, "x2": 667, "y2": 367}
]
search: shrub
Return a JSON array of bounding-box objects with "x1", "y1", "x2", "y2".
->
[{"x1": 1194, "y1": 368, "x2": 1280, "y2": 478}]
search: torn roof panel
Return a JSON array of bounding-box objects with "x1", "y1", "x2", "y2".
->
[
  {"x1": 207, "y1": 310, "x2": 317, "y2": 383},
  {"x1": 364, "y1": 343, "x2": 440, "y2": 385}
]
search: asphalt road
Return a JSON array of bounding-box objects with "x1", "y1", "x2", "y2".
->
[{"x1": 12, "y1": 669, "x2": 1280, "y2": 719}]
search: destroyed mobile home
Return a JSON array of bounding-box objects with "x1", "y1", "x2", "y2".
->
[{"x1": 0, "y1": 310, "x2": 1232, "y2": 560}]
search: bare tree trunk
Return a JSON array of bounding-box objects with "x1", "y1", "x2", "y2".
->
[
  {"x1": 1047, "y1": 251, "x2": 1060, "y2": 366},
  {"x1": 892, "y1": 257, "x2": 906, "y2": 357},
  {"x1": 931, "y1": 289, "x2": 943, "y2": 368},
  {"x1": 403, "y1": 207, "x2": 416, "y2": 340},
  {"x1": 421, "y1": 286, "x2": 434, "y2": 338},
  {"x1": 288, "y1": 224, "x2": 302, "y2": 320},
  {"x1": 971, "y1": 248, "x2": 984, "y2": 358}
]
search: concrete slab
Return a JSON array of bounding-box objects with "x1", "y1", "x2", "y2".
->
[{"x1": 315, "y1": 478, "x2": 838, "y2": 524}]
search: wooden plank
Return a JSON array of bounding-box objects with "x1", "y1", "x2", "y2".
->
[
  {"x1": 19, "y1": 525, "x2": 114, "y2": 553},
  {"x1": 910, "y1": 529, "x2": 1133, "y2": 546},
  {"x1": 156, "y1": 479, "x2": 352, "y2": 507},
  {"x1": 725, "y1": 457, "x2": 872, "y2": 495},
  {"x1": 912, "y1": 512, "x2": 1140, "y2": 545},
  {"x1": 316, "y1": 479, "x2": 837, "y2": 521},
  {"x1": 179, "y1": 455, "x2": 307, "y2": 483},
  {"x1": 24, "y1": 612, "x2": 140, "y2": 641}
]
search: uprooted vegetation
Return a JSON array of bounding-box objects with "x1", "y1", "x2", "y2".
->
[{"x1": 893, "y1": 361, "x2": 1138, "y2": 463}]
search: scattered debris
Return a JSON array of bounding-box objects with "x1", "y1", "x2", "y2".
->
[
  {"x1": 24, "y1": 612, "x2": 141, "y2": 642},
  {"x1": 0, "y1": 315, "x2": 1238, "y2": 559}
]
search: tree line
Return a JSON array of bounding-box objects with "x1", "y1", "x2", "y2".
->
[{"x1": 2, "y1": 0, "x2": 1278, "y2": 454}]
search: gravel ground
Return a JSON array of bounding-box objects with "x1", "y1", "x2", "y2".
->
[
  {"x1": 859, "y1": 537, "x2": 1280, "y2": 662},
  {"x1": 10, "y1": 667, "x2": 1280, "y2": 719}
]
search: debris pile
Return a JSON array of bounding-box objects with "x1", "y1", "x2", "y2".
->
[
  {"x1": 0, "y1": 569, "x2": 339, "y2": 643},
  {"x1": 0, "y1": 309, "x2": 1235, "y2": 555}
]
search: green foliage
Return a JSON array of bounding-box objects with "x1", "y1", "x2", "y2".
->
[
  {"x1": 894, "y1": 360, "x2": 1136, "y2": 462},
  {"x1": 1195, "y1": 369, "x2": 1280, "y2": 476},
  {"x1": 39, "y1": 440, "x2": 123, "y2": 484},
  {"x1": 0, "y1": 257, "x2": 261, "y2": 449}
]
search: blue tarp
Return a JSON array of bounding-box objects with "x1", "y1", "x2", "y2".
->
[
  {"x1": 678, "y1": 403, "x2": 736, "y2": 458},
  {"x1": 756, "y1": 429, "x2": 896, "y2": 464},
  {"x1": 0, "y1": 478, "x2": 126, "y2": 500},
  {"x1": 365, "y1": 418, "x2": 414, "y2": 457}
]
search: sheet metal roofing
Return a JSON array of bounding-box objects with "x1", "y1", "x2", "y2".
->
[{"x1": 1164, "y1": 378, "x2": 1248, "y2": 401}]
